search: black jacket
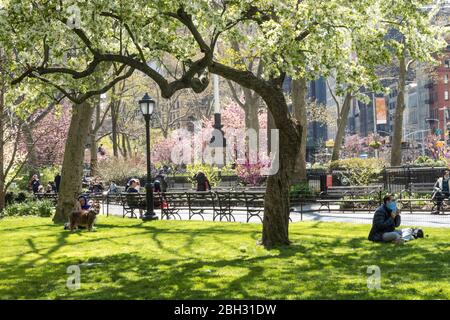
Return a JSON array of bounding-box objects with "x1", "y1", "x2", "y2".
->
[
  {"x1": 368, "y1": 204, "x2": 401, "y2": 242},
  {"x1": 194, "y1": 173, "x2": 211, "y2": 191}
]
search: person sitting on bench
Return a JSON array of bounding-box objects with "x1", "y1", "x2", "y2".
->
[
  {"x1": 368, "y1": 194, "x2": 403, "y2": 244},
  {"x1": 433, "y1": 170, "x2": 450, "y2": 214}
]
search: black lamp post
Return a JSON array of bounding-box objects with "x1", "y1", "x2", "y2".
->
[{"x1": 139, "y1": 93, "x2": 158, "y2": 221}]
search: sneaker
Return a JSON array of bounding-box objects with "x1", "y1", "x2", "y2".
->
[{"x1": 394, "y1": 238, "x2": 405, "y2": 245}]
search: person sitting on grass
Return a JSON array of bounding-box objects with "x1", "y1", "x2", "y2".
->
[
  {"x1": 64, "y1": 195, "x2": 91, "y2": 230},
  {"x1": 78, "y1": 195, "x2": 91, "y2": 210},
  {"x1": 368, "y1": 194, "x2": 403, "y2": 244}
]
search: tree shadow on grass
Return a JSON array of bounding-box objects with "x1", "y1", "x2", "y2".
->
[{"x1": 1, "y1": 219, "x2": 448, "y2": 299}]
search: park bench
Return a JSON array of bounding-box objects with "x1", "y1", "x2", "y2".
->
[
  {"x1": 399, "y1": 182, "x2": 438, "y2": 214},
  {"x1": 34, "y1": 192, "x2": 58, "y2": 204},
  {"x1": 318, "y1": 185, "x2": 383, "y2": 213},
  {"x1": 158, "y1": 191, "x2": 189, "y2": 220},
  {"x1": 243, "y1": 191, "x2": 265, "y2": 222},
  {"x1": 158, "y1": 191, "x2": 267, "y2": 222},
  {"x1": 120, "y1": 192, "x2": 146, "y2": 218},
  {"x1": 104, "y1": 192, "x2": 122, "y2": 216},
  {"x1": 186, "y1": 191, "x2": 217, "y2": 220},
  {"x1": 214, "y1": 191, "x2": 253, "y2": 222}
]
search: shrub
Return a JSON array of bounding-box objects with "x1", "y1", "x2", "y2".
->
[
  {"x1": 413, "y1": 156, "x2": 447, "y2": 167},
  {"x1": 2, "y1": 200, "x2": 54, "y2": 217},
  {"x1": 235, "y1": 159, "x2": 269, "y2": 186},
  {"x1": 97, "y1": 157, "x2": 147, "y2": 186},
  {"x1": 290, "y1": 182, "x2": 315, "y2": 198},
  {"x1": 330, "y1": 158, "x2": 384, "y2": 186},
  {"x1": 5, "y1": 191, "x2": 33, "y2": 205},
  {"x1": 186, "y1": 163, "x2": 231, "y2": 188}
]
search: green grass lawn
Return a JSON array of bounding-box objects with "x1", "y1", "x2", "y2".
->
[{"x1": 0, "y1": 216, "x2": 448, "y2": 299}]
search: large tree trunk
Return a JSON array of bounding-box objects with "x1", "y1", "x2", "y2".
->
[
  {"x1": 243, "y1": 93, "x2": 260, "y2": 159},
  {"x1": 89, "y1": 130, "x2": 98, "y2": 177},
  {"x1": 22, "y1": 125, "x2": 39, "y2": 178},
  {"x1": 126, "y1": 135, "x2": 133, "y2": 158},
  {"x1": 262, "y1": 98, "x2": 301, "y2": 247},
  {"x1": 121, "y1": 133, "x2": 128, "y2": 159},
  {"x1": 111, "y1": 101, "x2": 119, "y2": 158},
  {"x1": 292, "y1": 78, "x2": 308, "y2": 182},
  {"x1": 53, "y1": 101, "x2": 94, "y2": 223},
  {"x1": 0, "y1": 80, "x2": 5, "y2": 212},
  {"x1": 210, "y1": 63, "x2": 302, "y2": 248},
  {"x1": 331, "y1": 92, "x2": 353, "y2": 161},
  {"x1": 391, "y1": 51, "x2": 407, "y2": 166}
]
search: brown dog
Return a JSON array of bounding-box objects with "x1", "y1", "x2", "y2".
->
[{"x1": 69, "y1": 201, "x2": 100, "y2": 232}]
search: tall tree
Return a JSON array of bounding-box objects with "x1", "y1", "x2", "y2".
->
[{"x1": 2, "y1": 0, "x2": 434, "y2": 246}]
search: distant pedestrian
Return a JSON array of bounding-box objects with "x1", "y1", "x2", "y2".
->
[
  {"x1": 54, "y1": 173, "x2": 61, "y2": 193},
  {"x1": 45, "y1": 182, "x2": 54, "y2": 193},
  {"x1": 432, "y1": 170, "x2": 450, "y2": 214},
  {"x1": 29, "y1": 174, "x2": 40, "y2": 193},
  {"x1": 154, "y1": 170, "x2": 168, "y2": 192},
  {"x1": 98, "y1": 144, "x2": 106, "y2": 156},
  {"x1": 193, "y1": 171, "x2": 211, "y2": 191},
  {"x1": 108, "y1": 181, "x2": 118, "y2": 194},
  {"x1": 127, "y1": 179, "x2": 140, "y2": 193}
]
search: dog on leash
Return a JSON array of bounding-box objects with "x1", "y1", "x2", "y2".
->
[{"x1": 68, "y1": 201, "x2": 100, "y2": 232}]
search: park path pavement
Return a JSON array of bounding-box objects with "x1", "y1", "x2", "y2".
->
[{"x1": 99, "y1": 203, "x2": 450, "y2": 228}]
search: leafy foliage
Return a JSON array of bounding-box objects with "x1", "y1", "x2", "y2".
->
[
  {"x1": 330, "y1": 158, "x2": 385, "y2": 186},
  {"x1": 97, "y1": 157, "x2": 147, "y2": 185},
  {"x1": 186, "y1": 163, "x2": 232, "y2": 188},
  {"x1": 235, "y1": 159, "x2": 269, "y2": 186},
  {"x1": 2, "y1": 200, "x2": 54, "y2": 217}
]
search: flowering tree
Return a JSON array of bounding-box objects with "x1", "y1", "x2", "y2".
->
[
  {"x1": 340, "y1": 133, "x2": 389, "y2": 160},
  {"x1": 28, "y1": 107, "x2": 71, "y2": 168},
  {"x1": 152, "y1": 100, "x2": 268, "y2": 167}
]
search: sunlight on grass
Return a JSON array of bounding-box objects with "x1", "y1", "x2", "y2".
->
[{"x1": 0, "y1": 216, "x2": 448, "y2": 299}]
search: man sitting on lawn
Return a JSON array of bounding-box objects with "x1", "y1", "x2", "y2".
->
[{"x1": 368, "y1": 194, "x2": 403, "y2": 244}]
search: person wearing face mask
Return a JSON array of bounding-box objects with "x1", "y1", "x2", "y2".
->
[
  {"x1": 432, "y1": 169, "x2": 450, "y2": 214},
  {"x1": 368, "y1": 194, "x2": 403, "y2": 244}
]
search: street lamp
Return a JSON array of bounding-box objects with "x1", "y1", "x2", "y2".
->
[{"x1": 139, "y1": 93, "x2": 158, "y2": 221}]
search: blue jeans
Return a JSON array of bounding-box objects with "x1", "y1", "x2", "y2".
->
[{"x1": 382, "y1": 230, "x2": 401, "y2": 242}]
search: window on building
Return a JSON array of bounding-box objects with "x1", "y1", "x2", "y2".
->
[
  {"x1": 445, "y1": 91, "x2": 449, "y2": 101},
  {"x1": 445, "y1": 74, "x2": 449, "y2": 84},
  {"x1": 445, "y1": 60, "x2": 450, "y2": 69}
]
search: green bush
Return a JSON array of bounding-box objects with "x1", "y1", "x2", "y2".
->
[
  {"x1": 290, "y1": 182, "x2": 315, "y2": 198},
  {"x1": 330, "y1": 158, "x2": 384, "y2": 186},
  {"x1": 5, "y1": 191, "x2": 34, "y2": 205},
  {"x1": 2, "y1": 200, "x2": 54, "y2": 217},
  {"x1": 186, "y1": 163, "x2": 234, "y2": 188},
  {"x1": 413, "y1": 156, "x2": 447, "y2": 167}
]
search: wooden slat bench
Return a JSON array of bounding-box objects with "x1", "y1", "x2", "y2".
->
[
  {"x1": 120, "y1": 193, "x2": 145, "y2": 218},
  {"x1": 34, "y1": 193, "x2": 58, "y2": 204},
  {"x1": 318, "y1": 185, "x2": 383, "y2": 212},
  {"x1": 159, "y1": 192, "x2": 189, "y2": 220},
  {"x1": 399, "y1": 182, "x2": 437, "y2": 214},
  {"x1": 186, "y1": 191, "x2": 217, "y2": 220}
]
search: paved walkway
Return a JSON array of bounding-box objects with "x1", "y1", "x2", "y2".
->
[{"x1": 99, "y1": 203, "x2": 450, "y2": 228}]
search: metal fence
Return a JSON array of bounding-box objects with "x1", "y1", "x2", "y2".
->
[{"x1": 306, "y1": 166, "x2": 448, "y2": 194}]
